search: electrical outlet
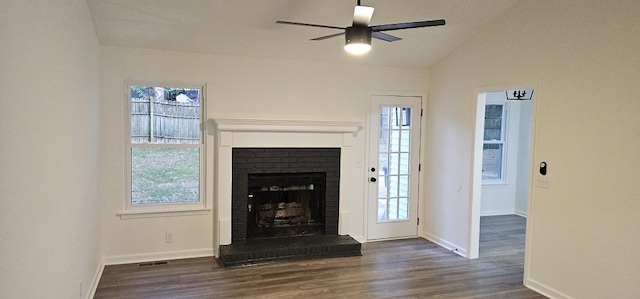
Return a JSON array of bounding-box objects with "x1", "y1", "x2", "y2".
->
[{"x1": 165, "y1": 231, "x2": 174, "y2": 243}]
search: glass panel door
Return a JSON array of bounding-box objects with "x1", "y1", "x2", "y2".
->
[{"x1": 368, "y1": 95, "x2": 422, "y2": 240}]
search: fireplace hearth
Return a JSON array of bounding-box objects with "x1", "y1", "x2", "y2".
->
[{"x1": 218, "y1": 235, "x2": 361, "y2": 267}]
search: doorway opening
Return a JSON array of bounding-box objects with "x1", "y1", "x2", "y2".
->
[{"x1": 470, "y1": 88, "x2": 534, "y2": 259}]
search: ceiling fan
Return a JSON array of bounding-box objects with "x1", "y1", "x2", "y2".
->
[{"x1": 276, "y1": 0, "x2": 446, "y2": 55}]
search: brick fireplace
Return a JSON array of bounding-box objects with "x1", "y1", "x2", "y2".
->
[
  {"x1": 212, "y1": 119, "x2": 362, "y2": 266},
  {"x1": 210, "y1": 119, "x2": 362, "y2": 245}
]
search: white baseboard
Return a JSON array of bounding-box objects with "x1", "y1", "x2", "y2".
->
[
  {"x1": 421, "y1": 232, "x2": 467, "y2": 258},
  {"x1": 479, "y1": 210, "x2": 528, "y2": 217},
  {"x1": 526, "y1": 277, "x2": 573, "y2": 299},
  {"x1": 349, "y1": 235, "x2": 366, "y2": 243},
  {"x1": 480, "y1": 209, "x2": 515, "y2": 216},
  {"x1": 103, "y1": 248, "x2": 214, "y2": 266},
  {"x1": 514, "y1": 210, "x2": 528, "y2": 217},
  {"x1": 87, "y1": 261, "x2": 105, "y2": 299},
  {"x1": 213, "y1": 245, "x2": 220, "y2": 257}
]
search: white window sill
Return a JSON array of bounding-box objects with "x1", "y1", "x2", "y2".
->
[
  {"x1": 117, "y1": 208, "x2": 211, "y2": 219},
  {"x1": 482, "y1": 180, "x2": 508, "y2": 186}
]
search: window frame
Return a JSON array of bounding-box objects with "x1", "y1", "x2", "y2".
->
[
  {"x1": 482, "y1": 100, "x2": 508, "y2": 185},
  {"x1": 121, "y1": 80, "x2": 208, "y2": 218}
]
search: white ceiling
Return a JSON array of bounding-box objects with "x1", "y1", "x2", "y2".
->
[{"x1": 87, "y1": 0, "x2": 520, "y2": 69}]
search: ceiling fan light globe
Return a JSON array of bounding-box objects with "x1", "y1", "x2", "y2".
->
[{"x1": 344, "y1": 43, "x2": 371, "y2": 55}]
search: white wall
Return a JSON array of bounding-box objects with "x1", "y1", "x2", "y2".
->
[
  {"x1": 424, "y1": 0, "x2": 640, "y2": 298},
  {"x1": 99, "y1": 45, "x2": 428, "y2": 261},
  {"x1": 0, "y1": 1, "x2": 102, "y2": 298}
]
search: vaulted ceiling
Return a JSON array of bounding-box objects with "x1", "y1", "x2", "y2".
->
[{"x1": 88, "y1": 0, "x2": 519, "y2": 69}]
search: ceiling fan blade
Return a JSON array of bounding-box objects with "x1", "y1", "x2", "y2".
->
[
  {"x1": 371, "y1": 19, "x2": 446, "y2": 32},
  {"x1": 353, "y1": 5, "x2": 374, "y2": 26},
  {"x1": 372, "y1": 31, "x2": 401, "y2": 42},
  {"x1": 276, "y1": 20, "x2": 344, "y2": 30},
  {"x1": 311, "y1": 32, "x2": 346, "y2": 41}
]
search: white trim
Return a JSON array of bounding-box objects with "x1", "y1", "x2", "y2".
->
[
  {"x1": 480, "y1": 210, "x2": 516, "y2": 217},
  {"x1": 212, "y1": 118, "x2": 362, "y2": 134},
  {"x1": 102, "y1": 248, "x2": 214, "y2": 266},
  {"x1": 523, "y1": 85, "x2": 541, "y2": 291},
  {"x1": 470, "y1": 83, "x2": 537, "y2": 261},
  {"x1": 349, "y1": 235, "x2": 366, "y2": 243},
  {"x1": 514, "y1": 210, "x2": 528, "y2": 218},
  {"x1": 469, "y1": 92, "x2": 487, "y2": 259},
  {"x1": 422, "y1": 232, "x2": 468, "y2": 257},
  {"x1": 526, "y1": 277, "x2": 574, "y2": 299},
  {"x1": 117, "y1": 208, "x2": 211, "y2": 219},
  {"x1": 86, "y1": 261, "x2": 105, "y2": 299},
  {"x1": 123, "y1": 81, "x2": 207, "y2": 215}
]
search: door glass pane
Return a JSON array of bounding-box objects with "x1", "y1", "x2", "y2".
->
[
  {"x1": 380, "y1": 107, "x2": 390, "y2": 129},
  {"x1": 377, "y1": 105, "x2": 412, "y2": 222},
  {"x1": 399, "y1": 175, "x2": 409, "y2": 197},
  {"x1": 399, "y1": 153, "x2": 409, "y2": 174},
  {"x1": 389, "y1": 175, "x2": 398, "y2": 197},
  {"x1": 389, "y1": 198, "x2": 398, "y2": 220},
  {"x1": 377, "y1": 198, "x2": 387, "y2": 220},
  {"x1": 400, "y1": 130, "x2": 410, "y2": 151},
  {"x1": 399, "y1": 197, "x2": 408, "y2": 219},
  {"x1": 390, "y1": 130, "x2": 400, "y2": 152},
  {"x1": 389, "y1": 153, "x2": 399, "y2": 174}
]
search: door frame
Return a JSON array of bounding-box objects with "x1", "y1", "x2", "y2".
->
[
  {"x1": 469, "y1": 84, "x2": 538, "y2": 259},
  {"x1": 365, "y1": 91, "x2": 427, "y2": 241}
]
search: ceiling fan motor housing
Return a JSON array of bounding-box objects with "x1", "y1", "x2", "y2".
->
[{"x1": 345, "y1": 26, "x2": 372, "y2": 45}]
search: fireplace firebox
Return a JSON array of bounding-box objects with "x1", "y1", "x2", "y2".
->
[
  {"x1": 247, "y1": 172, "x2": 325, "y2": 239},
  {"x1": 231, "y1": 148, "x2": 340, "y2": 242}
]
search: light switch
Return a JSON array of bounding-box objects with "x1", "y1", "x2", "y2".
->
[{"x1": 535, "y1": 175, "x2": 551, "y2": 189}]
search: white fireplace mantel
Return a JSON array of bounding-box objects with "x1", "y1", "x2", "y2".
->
[
  {"x1": 211, "y1": 118, "x2": 363, "y2": 249},
  {"x1": 211, "y1": 118, "x2": 362, "y2": 134}
]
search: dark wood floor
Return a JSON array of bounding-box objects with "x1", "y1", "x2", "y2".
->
[{"x1": 94, "y1": 215, "x2": 545, "y2": 298}]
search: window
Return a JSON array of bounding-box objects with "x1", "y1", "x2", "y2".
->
[
  {"x1": 124, "y1": 82, "x2": 206, "y2": 215},
  {"x1": 482, "y1": 104, "x2": 506, "y2": 182}
]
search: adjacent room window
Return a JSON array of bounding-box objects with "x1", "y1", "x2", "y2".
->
[
  {"x1": 125, "y1": 82, "x2": 205, "y2": 213},
  {"x1": 482, "y1": 104, "x2": 506, "y2": 182}
]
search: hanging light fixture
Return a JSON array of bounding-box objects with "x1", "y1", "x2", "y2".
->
[
  {"x1": 344, "y1": 26, "x2": 372, "y2": 55},
  {"x1": 505, "y1": 89, "x2": 534, "y2": 101}
]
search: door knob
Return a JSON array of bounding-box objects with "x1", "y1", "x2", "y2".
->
[
  {"x1": 370, "y1": 167, "x2": 376, "y2": 172},
  {"x1": 370, "y1": 177, "x2": 377, "y2": 182}
]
